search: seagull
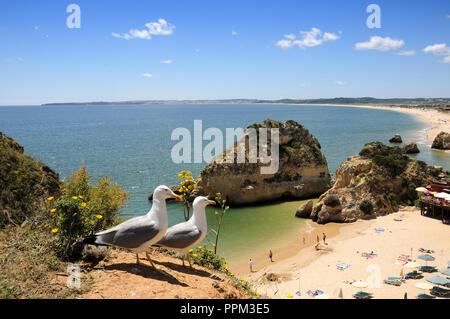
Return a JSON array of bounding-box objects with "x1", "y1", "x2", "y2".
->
[
  {"x1": 155, "y1": 196, "x2": 215, "y2": 267},
  {"x1": 83, "y1": 185, "x2": 181, "y2": 269}
]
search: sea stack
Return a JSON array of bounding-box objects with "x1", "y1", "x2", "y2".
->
[
  {"x1": 310, "y1": 142, "x2": 444, "y2": 224},
  {"x1": 431, "y1": 131, "x2": 450, "y2": 150},
  {"x1": 389, "y1": 134, "x2": 402, "y2": 143},
  {"x1": 195, "y1": 119, "x2": 333, "y2": 206}
]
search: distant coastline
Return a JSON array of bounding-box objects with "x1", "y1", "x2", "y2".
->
[{"x1": 41, "y1": 97, "x2": 450, "y2": 106}]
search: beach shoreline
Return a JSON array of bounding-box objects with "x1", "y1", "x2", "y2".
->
[
  {"x1": 281, "y1": 103, "x2": 449, "y2": 145},
  {"x1": 241, "y1": 207, "x2": 450, "y2": 299}
]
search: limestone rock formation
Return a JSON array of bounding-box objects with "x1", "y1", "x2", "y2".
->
[
  {"x1": 195, "y1": 119, "x2": 333, "y2": 206},
  {"x1": 389, "y1": 134, "x2": 402, "y2": 143},
  {"x1": 402, "y1": 141, "x2": 420, "y2": 154},
  {"x1": 431, "y1": 131, "x2": 450, "y2": 150},
  {"x1": 295, "y1": 200, "x2": 314, "y2": 218},
  {"x1": 310, "y1": 142, "x2": 444, "y2": 224}
]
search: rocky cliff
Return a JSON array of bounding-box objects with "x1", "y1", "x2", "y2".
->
[
  {"x1": 194, "y1": 119, "x2": 332, "y2": 206},
  {"x1": 309, "y1": 142, "x2": 444, "y2": 224},
  {"x1": 0, "y1": 132, "x2": 62, "y2": 226}
]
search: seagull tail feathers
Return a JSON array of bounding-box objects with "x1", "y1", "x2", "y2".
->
[{"x1": 82, "y1": 235, "x2": 111, "y2": 247}]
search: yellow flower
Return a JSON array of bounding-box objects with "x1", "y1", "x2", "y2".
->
[
  {"x1": 224, "y1": 260, "x2": 228, "y2": 264},
  {"x1": 180, "y1": 182, "x2": 185, "y2": 186},
  {"x1": 78, "y1": 195, "x2": 83, "y2": 199},
  {"x1": 44, "y1": 223, "x2": 49, "y2": 228},
  {"x1": 230, "y1": 272, "x2": 234, "y2": 276},
  {"x1": 255, "y1": 292, "x2": 259, "y2": 296},
  {"x1": 239, "y1": 277, "x2": 244, "y2": 281},
  {"x1": 51, "y1": 228, "x2": 58, "y2": 233},
  {"x1": 96, "y1": 215, "x2": 103, "y2": 219},
  {"x1": 178, "y1": 173, "x2": 183, "y2": 178},
  {"x1": 72, "y1": 196, "x2": 78, "y2": 200},
  {"x1": 47, "y1": 196, "x2": 54, "y2": 201},
  {"x1": 186, "y1": 171, "x2": 192, "y2": 175},
  {"x1": 197, "y1": 246, "x2": 202, "y2": 249},
  {"x1": 208, "y1": 249, "x2": 213, "y2": 252},
  {"x1": 287, "y1": 293, "x2": 293, "y2": 298},
  {"x1": 189, "y1": 249, "x2": 193, "y2": 253},
  {"x1": 89, "y1": 221, "x2": 94, "y2": 225},
  {"x1": 192, "y1": 253, "x2": 197, "y2": 257},
  {"x1": 81, "y1": 202, "x2": 87, "y2": 207},
  {"x1": 225, "y1": 206, "x2": 230, "y2": 210},
  {"x1": 50, "y1": 208, "x2": 56, "y2": 213},
  {"x1": 223, "y1": 265, "x2": 228, "y2": 270}
]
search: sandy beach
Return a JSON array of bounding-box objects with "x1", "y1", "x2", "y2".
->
[
  {"x1": 241, "y1": 207, "x2": 450, "y2": 299},
  {"x1": 291, "y1": 104, "x2": 450, "y2": 145}
]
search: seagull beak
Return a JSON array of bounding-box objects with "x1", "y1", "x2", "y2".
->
[
  {"x1": 172, "y1": 194, "x2": 183, "y2": 201},
  {"x1": 208, "y1": 200, "x2": 216, "y2": 205}
]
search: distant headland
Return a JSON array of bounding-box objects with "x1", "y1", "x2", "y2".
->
[{"x1": 41, "y1": 97, "x2": 450, "y2": 107}]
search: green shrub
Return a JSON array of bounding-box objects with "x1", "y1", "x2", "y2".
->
[{"x1": 49, "y1": 166, "x2": 129, "y2": 259}]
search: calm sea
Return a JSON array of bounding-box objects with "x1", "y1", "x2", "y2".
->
[{"x1": 0, "y1": 104, "x2": 448, "y2": 263}]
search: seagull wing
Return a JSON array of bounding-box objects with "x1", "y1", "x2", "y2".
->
[
  {"x1": 93, "y1": 216, "x2": 161, "y2": 249},
  {"x1": 157, "y1": 222, "x2": 202, "y2": 249}
]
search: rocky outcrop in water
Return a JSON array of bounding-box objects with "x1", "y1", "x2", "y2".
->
[
  {"x1": 295, "y1": 200, "x2": 314, "y2": 218},
  {"x1": 431, "y1": 131, "x2": 450, "y2": 150},
  {"x1": 402, "y1": 141, "x2": 420, "y2": 154},
  {"x1": 309, "y1": 142, "x2": 444, "y2": 224},
  {"x1": 194, "y1": 119, "x2": 333, "y2": 206},
  {"x1": 389, "y1": 134, "x2": 402, "y2": 143}
]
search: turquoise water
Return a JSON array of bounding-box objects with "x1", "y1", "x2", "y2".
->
[{"x1": 0, "y1": 104, "x2": 448, "y2": 261}]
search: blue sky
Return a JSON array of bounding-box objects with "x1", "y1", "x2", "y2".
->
[{"x1": 0, "y1": 0, "x2": 449, "y2": 105}]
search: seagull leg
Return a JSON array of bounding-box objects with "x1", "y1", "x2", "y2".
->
[
  {"x1": 145, "y1": 251, "x2": 160, "y2": 271},
  {"x1": 181, "y1": 255, "x2": 185, "y2": 267},
  {"x1": 186, "y1": 254, "x2": 192, "y2": 268},
  {"x1": 136, "y1": 253, "x2": 140, "y2": 265}
]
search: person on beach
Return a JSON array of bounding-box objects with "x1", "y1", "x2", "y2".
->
[
  {"x1": 303, "y1": 237, "x2": 306, "y2": 245},
  {"x1": 249, "y1": 258, "x2": 253, "y2": 272},
  {"x1": 323, "y1": 232, "x2": 327, "y2": 244},
  {"x1": 316, "y1": 234, "x2": 319, "y2": 243},
  {"x1": 269, "y1": 250, "x2": 273, "y2": 262}
]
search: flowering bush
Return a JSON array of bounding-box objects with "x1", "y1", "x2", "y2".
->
[
  {"x1": 177, "y1": 170, "x2": 197, "y2": 221},
  {"x1": 48, "y1": 166, "x2": 129, "y2": 259}
]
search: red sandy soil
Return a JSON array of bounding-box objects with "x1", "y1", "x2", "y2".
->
[{"x1": 69, "y1": 249, "x2": 252, "y2": 299}]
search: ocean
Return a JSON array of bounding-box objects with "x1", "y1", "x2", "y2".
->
[{"x1": 0, "y1": 103, "x2": 448, "y2": 263}]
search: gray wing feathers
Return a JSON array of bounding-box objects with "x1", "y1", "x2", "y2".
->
[
  {"x1": 95, "y1": 216, "x2": 160, "y2": 249},
  {"x1": 157, "y1": 223, "x2": 202, "y2": 249}
]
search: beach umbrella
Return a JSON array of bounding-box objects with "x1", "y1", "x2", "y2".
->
[
  {"x1": 405, "y1": 262, "x2": 420, "y2": 268},
  {"x1": 352, "y1": 281, "x2": 368, "y2": 288},
  {"x1": 434, "y1": 192, "x2": 449, "y2": 199},
  {"x1": 418, "y1": 254, "x2": 435, "y2": 266},
  {"x1": 400, "y1": 269, "x2": 404, "y2": 277},
  {"x1": 338, "y1": 288, "x2": 343, "y2": 299},
  {"x1": 415, "y1": 282, "x2": 433, "y2": 290},
  {"x1": 439, "y1": 269, "x2": 450, "y2": 276},
  {"x1": 426, "y1": 185, "x2": 431, "y2": 189},
  {"x1": 426, "y1": 276, "x2": 450, "y2": 286}
]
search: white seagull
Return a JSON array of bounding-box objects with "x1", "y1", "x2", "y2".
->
[
  {"x1": 83, "y1": 185, "x2": 181, "y2": 268},
  {"x1": 156, "y1": 196, "x2": 215, "y2": 266}
]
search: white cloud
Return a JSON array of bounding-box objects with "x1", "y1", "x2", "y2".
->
[
  {"x1": 276, "y1": 27, "x2": 340, "y2": 49},
  {"x1": 160, "y1": 59, "x2": 173, "y2": 64},
  {"x1": 113, "y1": 19, "x2": 174, "y2": 40},
  {"x1": 34, "y1": 26, "x2": 39, "y2": 30},
  {"x1": 145, "y1": 19, "x2": 175, "y2": 35},
  {"x1": 335, "y1": 81, "x2": 347, "y2": 86},
  {"x1": 423, "y1": 43, "x2": 450, "y2": 56},
  {"x1": 423, "y1": 43, "x2": 450, "y2": 64},
  {"x1": 231, "y1": 30, "x2": 238, "y2": 36},
  {"x1": 142, "y1": 73, "x2": 153, "y2": 78},
  {"x1": 395, "y1": 50, "x2": 416, "y2": 56},
  {"x1": 354, "y1": 36, "x2": 404, "y2": 51}
]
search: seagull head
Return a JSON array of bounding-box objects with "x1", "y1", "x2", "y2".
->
[
  {"x1": 153, "y1": 185, "x2": 182, "y2": 201},
  {"x1": 193, "y1": 196, "x2": 216, "y2": 209}
]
